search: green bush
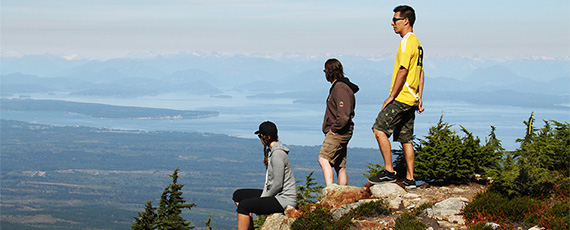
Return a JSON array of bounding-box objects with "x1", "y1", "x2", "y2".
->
[
  {"x1": 394, "y1": 212, "x2": 425, "y2": 230},
  {"x1": 464, "y1": 115, "x2": 569, "y2": 230},
  {"x1": 290, "y1": 207, "x2": 352, "y2": 230},
  {"x1": 489, "y1": 114, "x2": 569, "y2": 197},
  {"x1": 412, "y1": 115, "x2": 503, "y2": 184},
  {"x1": 253, "y1": 214, "x2": 266, "y2": 230},
  {"x1": 363, "y1": 162, "x2": 385, "y2": 179},
  {"x1": 469, "y1": 222, "x2": 496, "y2": 230},
  {"x1": 464, "y1": 190, "x2": 540, "y2": 224},
  {"x1": 296, "y1": 171, "x2": 324, "y2": 206},
  {"x1": 351, "y1": 200, "x2": 390, "y2": 217},
  {"x1": 464, "y1": 189, "x2": 569, "y2": 229},
  {"x1": 413, "y1": 202, "x2": 433, "y2": 216}
]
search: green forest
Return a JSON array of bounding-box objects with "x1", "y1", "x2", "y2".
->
[
  {"x1": 0, "y1": 119, "x2": 377, "y2": 229},
  {"x1": 2, "y1": 112, "x2": 568, "y2": 229}
]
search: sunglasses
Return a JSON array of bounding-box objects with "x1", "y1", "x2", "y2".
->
[{"x1": 392, "y1": 17, "x2": 406, "y2": 23}]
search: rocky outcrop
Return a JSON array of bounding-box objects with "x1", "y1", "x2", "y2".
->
[
  {"x1": 261, "y1": 182, "x2": 492, "y2": 229},
  {"x1": 260, "y1": 206, "x2": 299, "y2": 230},
  {"x1": 426, "y1": 197, "x2": 469, "y2": 227},
  {"x1": 317, "y1": 184, "x2": 369, "y2": 210}
]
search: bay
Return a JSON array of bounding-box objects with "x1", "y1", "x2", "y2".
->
[{"x1": 2, "y1": 91, "x2": 568, "y2": 151}]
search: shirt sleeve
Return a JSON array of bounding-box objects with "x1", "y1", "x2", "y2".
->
[
  {"x1": 398, "y1": 38, "x2": 416, "y2": 70},
  {"x1": 264, "y1": 150, "x2": 286, "y2": 197},
  {"x1": 330, "y1": 85, "x2": 353, "y2": 133}
]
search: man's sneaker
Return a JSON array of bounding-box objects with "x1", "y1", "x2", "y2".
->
[
  {"x1": 368, "y1": 169, "x2": 397, "y2": 184},
  {"x1": 403, "y1": 178, "x2": 416, "y2": 189}
]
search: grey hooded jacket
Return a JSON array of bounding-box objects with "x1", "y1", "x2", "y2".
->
[{"x1": 261, "y1": 141, "x2": 297, "y2": 209}]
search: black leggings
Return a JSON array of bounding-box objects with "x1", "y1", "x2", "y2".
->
[{"x1": 232, "y1": 189, "x2": 284, "y2": 215}]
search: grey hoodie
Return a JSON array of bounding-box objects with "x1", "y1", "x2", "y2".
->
[{"x1": 261, "y1": 141, "x2": 297, "y2": 209}]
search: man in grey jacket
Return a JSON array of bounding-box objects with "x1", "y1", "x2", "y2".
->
[
  {"x1": 232, "y1": 121, "x2": 296, "y2": 230},
  {"x1": 319, "y1": 58, "x2": 359, "y2": 186}
]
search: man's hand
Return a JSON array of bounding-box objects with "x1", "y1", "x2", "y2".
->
[
  {"x1": 381, "y1": 96, "x2": 395, "y2": 111},
  {"x1": 417, "y1": 98, "x2": 424, "y2": 114}
]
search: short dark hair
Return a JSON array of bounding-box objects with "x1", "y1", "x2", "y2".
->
[
  {"x1": 394, "y1": 5, "x2": 416, "y2": 27},
  {"x1": 324, "y1": 58, "x2": 344, "y2": 82}
]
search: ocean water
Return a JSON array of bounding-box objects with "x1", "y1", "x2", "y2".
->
[{"x1": 2, "y1": 91, "x2": 568, "y2": 151}]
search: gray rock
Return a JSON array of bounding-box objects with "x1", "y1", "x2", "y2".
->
[
  {"x1": 331, "y1": 199, "x2": 382, "y2": 220},
  {"x1": 260, "y1": 213, "x2": 291, "y2": 230},
  {"x1": 426, "y1": 197, "x2": 467, "y2": 225},
  {"x1": 370, "y1": 183, "x2": 407, "y2": 198}
]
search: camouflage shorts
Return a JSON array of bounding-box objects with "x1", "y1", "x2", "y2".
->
[{"x1": 372, "y1": 100, "x2": 416, "y2": 143}]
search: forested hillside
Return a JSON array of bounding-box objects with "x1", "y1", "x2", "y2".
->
[{"x1": 0, "y1": 120, "x2": 377, "y2": 229}]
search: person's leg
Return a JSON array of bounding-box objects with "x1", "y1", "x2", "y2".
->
[
  {"x1": 373, "y1": 128, "x2": 394, "y2": 172},
  {"x1": 233, "y1": 189, "x2": 263, "y2": 206},
  {"x1": 318, "y1": 156, "x2": 334, "y2": 185},
  {"x1": 237, "y1": 213, "x2": 253, "y2": 230},
  {"x1": 402, "y1": 143, "x2": 415, "y2": 180},
  {"x1": 334, "y1": 139, "x2": 350, "y2": 186},
  {"x1": 335, "y1": 167, "x2": 347, "y2": 185},
  {"x1": 319, "y1": 132, "x2": 342, "y2": 186}
]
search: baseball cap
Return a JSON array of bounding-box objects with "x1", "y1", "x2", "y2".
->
[{"x1": 254, "y1": 121, "x2": 278, "y2": 137}]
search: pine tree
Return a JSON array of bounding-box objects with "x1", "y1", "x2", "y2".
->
[
  {"x1": 296, "y1": 171, "x2": 324, "y2": 206},
  {"x1": 491, "y1": 115, "x2": 570, "y2": 197},
  {"x1": 156, "y1": 168, "x2": 196, "y2": 230},
  {"x1": 132, "y1": 168, "x2": 197, "y2": 230},
  {"x1": 132, "y1": 201, "x2": 157, "y2": 230},
  {"x1": 412, "y1": 115, "x2": 504, "y2": 184}
]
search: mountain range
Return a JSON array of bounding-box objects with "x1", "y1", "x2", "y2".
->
[{"x1": 1, "y1": 53, "x2": 568, "y2": 108}]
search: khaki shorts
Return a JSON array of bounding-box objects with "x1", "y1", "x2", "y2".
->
[
  {"x1": 319, "y1": 130, "x2": 352, "y2": 168},
  {"x1": 372, "y1": 100, "x2": 416, "y2": 144}
]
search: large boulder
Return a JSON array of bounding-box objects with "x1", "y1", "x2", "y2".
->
[
  {"x1": 317, "y1": 184, "x2": 369, "y2": 210},
  {"x1": 260, "y1": 213, "x2": 291, "y2": 230},
  {"x1": 426, "y1": 197, "x2": 469, "y2": 227},
  {"x1": 370, "y1": 183, "x2": 407, "y2": 209},
  {"x1": 260, "y1": 206, "x2": 299, "y2": 230}
]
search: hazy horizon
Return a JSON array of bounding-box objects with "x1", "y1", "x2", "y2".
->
[{"x1": 2, "y1": 1, "x2": 569, "y2": 60}]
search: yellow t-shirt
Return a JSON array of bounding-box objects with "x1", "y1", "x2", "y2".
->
[{"x1": 390, "y1": 32, "x2": 423, "y2": 106}]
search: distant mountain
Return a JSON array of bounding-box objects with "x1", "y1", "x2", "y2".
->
[
  {"x1": 1, "y1": 53, "x2": 568, "y2": 107},
  {"x1": 0, "y1": 54, "x2": 89, "y2": 77}
]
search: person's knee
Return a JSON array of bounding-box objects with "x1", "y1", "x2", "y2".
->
[
  {"x1": 373, "y1": 128, "x2": 383, "y2": 136},
  {"x1": 318, "y1": 156, "x2": 330, "y2": 166},
  {"x1": 236, "y1": 203, "x2": 250, "y2": 216}
]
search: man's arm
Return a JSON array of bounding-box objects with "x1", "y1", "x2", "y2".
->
[
  {"x1": 382, "y1": 66, "x2": 408, "y2": 111},
  {"x1": 417, "y1": 69, "x2": 425, "y2": 114},
  {"x1": 331, "y1": 85, "x2": 353, "y2": 133}
]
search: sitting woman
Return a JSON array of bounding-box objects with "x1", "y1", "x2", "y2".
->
[{"x1": 232, "y1": 121, "x2": 297, "y2": 230}]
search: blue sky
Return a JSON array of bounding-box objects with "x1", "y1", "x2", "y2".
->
[{"x1": 1, "y1": 0, "x2": 569, "y2": 60}]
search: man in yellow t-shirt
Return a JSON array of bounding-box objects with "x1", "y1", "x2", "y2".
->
[{"x1": 368, "y1": 5, "x2": 425, "y2": 189}]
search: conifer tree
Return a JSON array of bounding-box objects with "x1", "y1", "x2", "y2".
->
[
  {"x1": 491, "y1": 115, "x2": 569, "y2": 197},
  {"x1": 132, "y1": 168, "x2": 197, "y2": 230},
  {"x1": 296, "y1": 171, "x2": 324, "y2": 206},
  {"x1": 156, "y1": 168, "x2": 196, "y2": 230},
  {"x1": 132, "y1": 201, "x2": 157, "y2": 230},
  {"x1": 412, "y1": 115, "x2": 503, "y2": 184}
]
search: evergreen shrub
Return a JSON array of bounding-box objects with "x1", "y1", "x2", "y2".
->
[
  {"x1": 131, "y1": 168, "x2": 196, "y2": 230},
  {"x1": 464, "y1": 115, "x2": 569, "y2": 230},
  {"x1": 290, "y1": 207, "x2": 352, "y2": 230},
  {"x1": 351, "y1": 200, "x2": 390, "y2": 217},
  {"x1": 489, "y1": 115, "x2": 569, "y2": 197},
  {"x1": 393, "y1": 212, "x2": 426, "y2": 230},
  {"x1": 296, "y1": 171, "x2": 324, "y2": 206},
  {"x1": 411, "y1": 115, "x2": 503, "y2": 184}
]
